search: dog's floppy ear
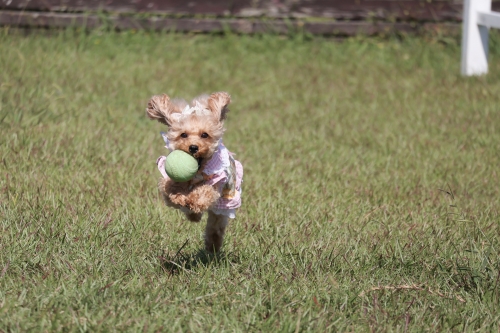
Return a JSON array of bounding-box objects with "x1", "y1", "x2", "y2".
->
[
  {"x1": 207, "y1": 92, "x2": 231, "y2": 121},
  {"x1": 146, "y1": 94, "x2": 181, "y2": 126}
]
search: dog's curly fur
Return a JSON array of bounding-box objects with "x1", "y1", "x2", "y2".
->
[
  {"x1": 146, "y1": 92, "x2": 235, "y2": 253},
  {"x1": 160, "y1": 179, "x2": 220, "y2": 214}
]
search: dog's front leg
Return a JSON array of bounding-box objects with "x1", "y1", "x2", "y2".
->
[
  {"x1": 158, "y1": 177, "x2": 190, "y2": 209},
  {"x1": 204, "y1": 211, "x2": 229, "y2": 253},
  {"x1": 185, "y1": 184, "x2": 220, "y2": 214}
]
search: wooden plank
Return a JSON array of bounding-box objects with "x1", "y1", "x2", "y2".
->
[
  {"x1": 0, "y1": 10, "x2": 102, "y2": 28},
  {"x1": 0, "y1": 1, "x2": 134, "y2": 12},
  {"x1": 477, "y1": 10, "x2": 500, "y2": 28},
  {"x1": 461, "y1": 0, "x2": 490, "y2": 75},
  {"x1": 461, "y1": 0, "x2": 491, "y2": 76},
  {"x1": 2, "y1": 0, "x2": 500, "y2": 21},
  {"x1": 0, "y1": 10, "x2": 459, "y2": 35}
]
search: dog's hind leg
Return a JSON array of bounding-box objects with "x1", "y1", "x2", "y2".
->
[{"x1": 204, "y1": 211, "x2": 229, "y2": 253}]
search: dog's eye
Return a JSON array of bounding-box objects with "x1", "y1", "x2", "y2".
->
[
  {"x1": 201, "y1": 133, "x2": 209, "y2": 139},
  {"x1": 180, "y1": 133, "x2": 188, "y2": 138}
]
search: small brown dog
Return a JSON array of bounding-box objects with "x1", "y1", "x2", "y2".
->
[{"x1": 146, "y1": 92, "x2": 243, "y2": 253}]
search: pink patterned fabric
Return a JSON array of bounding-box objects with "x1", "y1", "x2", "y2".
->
[{"x1": 200, "y1": 142, "x2": 243, "y2": 215}]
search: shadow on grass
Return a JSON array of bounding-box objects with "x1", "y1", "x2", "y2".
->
[{"x1": 158, "y1": 240, "x2": 238, "y2": 275}]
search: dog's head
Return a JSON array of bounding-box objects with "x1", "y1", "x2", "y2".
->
[{"x1": 146, "y1": 92, "x2": 230, "y2": 166}]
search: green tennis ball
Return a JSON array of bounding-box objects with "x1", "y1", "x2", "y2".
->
[{"x1": 164, "y1": 150, "x2": 198, "y2": 182}]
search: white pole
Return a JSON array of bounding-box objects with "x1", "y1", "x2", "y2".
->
[{"x1": 461, "y1": 0, "x2": 492, "y2": 76}]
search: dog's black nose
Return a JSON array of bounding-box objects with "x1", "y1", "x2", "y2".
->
[{"x1": 189, "y1": 145, "x2": 199, "y2": 154}]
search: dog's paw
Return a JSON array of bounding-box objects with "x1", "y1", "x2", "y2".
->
[
  {"x1": 158, "y1": 177, "x2": 188, "y2": 208},
  {"x1": 185, "y1": 184, "x2": 221, "y2": 214},
  {"x1": 168, "y1": 192, "x2": 190, "y2": 207},
  {"x1": 159, "y1": 178, "x2": 220, "y2": 214}
]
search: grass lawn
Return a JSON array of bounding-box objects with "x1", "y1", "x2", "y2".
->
[{"x1": 1, "y1": 28, "x2": 500, "y2": 332}]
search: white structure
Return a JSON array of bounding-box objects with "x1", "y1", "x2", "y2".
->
[{"x1": 461, "y1": 0, "x2": 500, "y2": 75}]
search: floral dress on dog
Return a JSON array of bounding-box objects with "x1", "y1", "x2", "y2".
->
[{"x1": 157, "y1": 133, "x2": 243, "y2": 218}]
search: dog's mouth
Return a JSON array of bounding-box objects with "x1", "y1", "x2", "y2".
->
[{"x1": 186, "y1": 151, "x2": 204, "y2": 170}]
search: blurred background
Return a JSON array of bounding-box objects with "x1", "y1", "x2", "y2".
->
[{"x1": 3, "y1": 0, "x2": 500, "y2": 35}]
